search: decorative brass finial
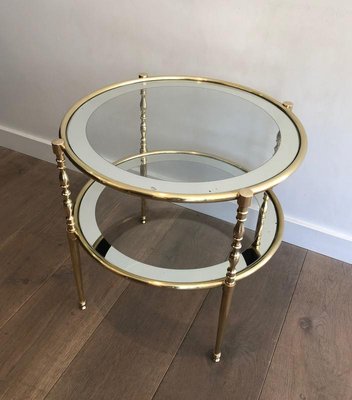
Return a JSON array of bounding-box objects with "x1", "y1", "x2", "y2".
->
[{"x1": 283, "y1": 101, "x2": 294, "y2": 111}]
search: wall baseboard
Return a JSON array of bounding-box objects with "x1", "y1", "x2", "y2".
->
[
  {"x1": 2, "y1": 124, "x2": 351, "y2": 264},
  {"x1": 0, "y1": 124, "x2": 53, "y2": 163},
  {"x1": 0, "y1": 124, "x2": 77, "y2": 170},
  {"x1": 182, "y1": 203, "x2": 352, "y2": 264}
]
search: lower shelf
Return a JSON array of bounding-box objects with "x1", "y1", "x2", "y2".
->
[{"x1": 74, "y1": 180, "x2": 284, "y2": 289}]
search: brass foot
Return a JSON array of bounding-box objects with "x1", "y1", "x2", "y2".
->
[
  {"x1": 140, "y1": 216, "x2": 147, "y2": 224},
  {"x1": 79, "y1": 301, "x2": 87, "y2": 310},
  {"x1": 212, "y1": 352, "x2": 221, "y2": 363}
]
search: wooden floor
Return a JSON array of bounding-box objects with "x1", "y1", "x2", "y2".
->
[{"x1": 1, "y1": 147, "x2": 351, "y2": 400}]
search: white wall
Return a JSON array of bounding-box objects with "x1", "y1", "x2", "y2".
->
[{"x1": 1, "y1": 0, "x2": 351, "y2": 262}]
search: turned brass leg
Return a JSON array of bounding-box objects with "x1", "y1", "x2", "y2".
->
[
  {"x1": 213, "y1": 284, "x2": 235, "y2": 362},
  {"x1": 52, "y1": 139, "x2": 86, "y2": 310},
  {"x1": 139, "y1": 73, "x2": 148, "y2": 224},
  {"x1": 67, "y1": 232, "x2": 86, "y2": 310},
  {"x1": 213, "y1": 189, "x2": 253, "y2": 362}
]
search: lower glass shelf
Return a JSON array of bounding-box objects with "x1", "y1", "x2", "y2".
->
[{"x1": 74, "y1": 180, "x2": 283, "y2": 289}]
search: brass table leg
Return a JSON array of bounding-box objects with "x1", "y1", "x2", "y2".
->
[
  {"x1": 52, "y1": 139, "x2": 86, "y2": 310},
  {"x1": 139, "y1": 73, "x2": 148, "y2": 224},
  {"x1": 67, "y1": 231, "x2": 86, "y2": 310},
  {"x1": 213, "y1": 189, "x2": 253, "y2": 362}
]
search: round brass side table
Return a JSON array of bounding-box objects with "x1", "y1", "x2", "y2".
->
[{"x1": 52, "y1": 75, "x2": 307, "y2": 362}]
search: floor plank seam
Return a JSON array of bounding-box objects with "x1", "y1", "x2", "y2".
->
[
  {"x1": 42, "y1": 281, "x2": 131, "y2": 400},
  {"x1": 150, "y1": 289, "x2": 211, "y2": 400},
  {"x1": 0, "y1": 254, "x2": 70, "y2": 331},
  {"x1": 256, "y1": 249, "x2": 308, "y2": 400}
]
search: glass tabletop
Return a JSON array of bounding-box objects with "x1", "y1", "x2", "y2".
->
[{"x1": 62, "y1": 76, "x2": 306, "y2": 202}]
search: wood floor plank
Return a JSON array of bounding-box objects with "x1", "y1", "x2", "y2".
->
[
  {"x1": 0, "y1": 254, "x2": 129, "y2": 400},
  {"x1": 0, "y1": 229, "x2": 69, "y2": 327},
  {"x1": 0, "y1": 160, "x2": 86, "y2": 327},
  {"x1": 144, "y1": 207, "x2": 233, "y2": 270},
  {"x1": 0, "y1": 148, "x2": 89, "y2": 324},
  {"x1": 152, "y1": 244, "x2": 306, "y2": 400},
  {"x1": 259, "y1": 252, "x2": 352, "y2": 400},
  {"x1": 0, "y1": 148, "x2": 39, "y2": 190},
  {"x1": 0, "y1": 160, "x2": 72, "y2": 244},
  {"x1": 0, "y1": 146, "x2": 12, "y2": 159},
  {"x1": 105, "y1": 204, "x2": 233, "y2": 270},
  {"x1": 45, "y1": 284, "x2": 207, "y2": 400},
  {"x1": 0, "y1": 148, "x2": 86, "y2": 245}
]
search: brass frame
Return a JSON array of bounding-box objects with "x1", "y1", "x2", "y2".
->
[
  {"x1": 59, "y1": 76, "x2": 307, "y2": 203},
  {"x1": 52, "y1": 76, "x2": 307, "y2": 363}
]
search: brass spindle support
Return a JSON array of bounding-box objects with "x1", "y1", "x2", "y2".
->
[
  {"x1": 139, "y1": 73, "x2": 148, "y2": 224},
  {"x1": 283, "y1": 101, "x2": 294, "y2": 111},
  {"x1": 52, "y1": 139, "x2": 86, "y2": 310},
  {"x1": 253, "y1": 192, "x2": 269, "y2": 251},
  {"x1": 213, "y1": 189, "x2": 253, "y2": 362}
]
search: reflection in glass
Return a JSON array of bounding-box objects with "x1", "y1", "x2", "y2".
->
[{"x1": 86, "y1": 83, "x2": 279, "y2": 177}]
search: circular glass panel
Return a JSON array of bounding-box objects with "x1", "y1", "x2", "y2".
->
[
  {"x1": 116, "y1": 152, "x2": 243, "y2": 183},
  {"x1": 63, "y1": 77, "x2": 305, "y2": 201},
  {"x1": 86, "y1": 84, "x2": 279, "y2": 172}
]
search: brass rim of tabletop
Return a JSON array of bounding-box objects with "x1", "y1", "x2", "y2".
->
[
  {"x1": 60, "y1": 76, "x2": 307, "y2": 203},
  {"x1": 73, "y1": 181, "x2": 284, "y2": 290}
]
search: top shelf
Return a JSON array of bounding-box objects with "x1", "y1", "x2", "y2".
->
[{"x1": 60, "y1": 76, "x2": 307, "y2": 202}]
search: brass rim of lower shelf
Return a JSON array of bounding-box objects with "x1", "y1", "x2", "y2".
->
[{"x1": 73, "y1": 180, "x2": 284, "y2": 289}]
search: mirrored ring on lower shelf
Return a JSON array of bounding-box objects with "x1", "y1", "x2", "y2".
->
[{"x1": 73, "y1": 180, "x2": 284, "y2": 290}]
